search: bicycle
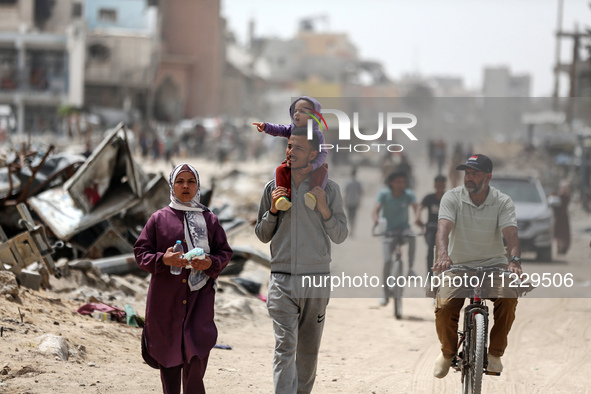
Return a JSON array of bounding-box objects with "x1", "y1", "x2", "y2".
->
[
  {"x1": 443, "y1": 265, "x2": 516, "y2": 394},
  {"x1": 374, "y1": 226, "x2": 415, "y2": 319}
]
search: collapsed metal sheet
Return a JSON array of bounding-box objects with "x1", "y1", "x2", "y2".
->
[
  {"x1": 19, "y1": 153, "x2": 86, "y2": 197},
  {"x1": 27, "y1": 187, "x2": 140, "y2": 241},
  {"x1": 123, "y1": 173, "x2": 170, "y2": 238},
  {"x1": 27, "y1": 123, "x2": 146, "y2": 241},
  {"x1": 63, "y1": 122, "x2": 143, "y2": 214}
]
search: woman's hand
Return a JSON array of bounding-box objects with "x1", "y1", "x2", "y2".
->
[
  {"x1": 188, "y1": 255, "x2": 213, "y2": 271},
  {"x1": 162, "y1": 246, "x2": 188, "y2": 267}
]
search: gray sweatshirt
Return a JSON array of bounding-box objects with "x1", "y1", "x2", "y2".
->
[{"x1": 255, "y1": 177, "x2": 348, "y2": 275}]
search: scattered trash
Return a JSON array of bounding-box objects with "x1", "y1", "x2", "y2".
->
[
  {"x1": 91, "y1": 311, "x2": 111, "y2": 322},
  {"x1": 76, "y1": 302, "x2": 126, "y2": 322},
  {"x1": 124, "y1": 304, "x2": 140, "y2": 327},
  {"x1": 257, "y1": 294, "x2": 267, "y2": 303}
]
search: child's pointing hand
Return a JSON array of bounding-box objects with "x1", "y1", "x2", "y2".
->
[{"x1": 252, "y1": 122, "x2": 265, "y2": 132}]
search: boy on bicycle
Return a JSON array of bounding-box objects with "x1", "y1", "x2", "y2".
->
[
  {"x1": 432, "y1": 154, "x2": 522, "y2": 378},
  {"x1": 373, "y1": 171, "x2": 420, "y2": 307}
]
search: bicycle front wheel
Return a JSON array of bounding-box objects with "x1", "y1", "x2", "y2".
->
[{"x1": 463, "y1": 313, "x2": 485, "y2": 394}]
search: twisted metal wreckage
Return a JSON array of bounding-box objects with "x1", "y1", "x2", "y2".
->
[{"x1": 0, "y1": 123, "x2": 269, "y2": 290}]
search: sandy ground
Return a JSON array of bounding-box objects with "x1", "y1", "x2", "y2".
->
[{"x1": 1, "y1": 151, "x2": 591, "y2": 393}]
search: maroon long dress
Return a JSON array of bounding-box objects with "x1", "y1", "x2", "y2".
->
[{"x1": 134, "y1": 207, "x2": 232, "y2": 367}]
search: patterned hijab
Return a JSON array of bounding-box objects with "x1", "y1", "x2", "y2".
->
[
  {"x1": 168, "y1": 163, "x2": 207, "y2": 212},
  {"x1": 168, "y1": 163, "x2": 210, "y2": 291}
]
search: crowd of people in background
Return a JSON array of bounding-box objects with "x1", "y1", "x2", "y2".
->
[{"x1": 136, "y1": 119, "x2": 282, "y2": 165}]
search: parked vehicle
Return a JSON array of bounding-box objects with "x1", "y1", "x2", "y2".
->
[{"x1": 489, "y1": 175, "x2": 556, "y2": 261}]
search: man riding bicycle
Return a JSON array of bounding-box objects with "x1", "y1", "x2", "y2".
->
[
  {"x1": 373, "y1": 171, "x2": 420, "y2": 307},
  {"x1": 432, "y1": 154, "x2": 523, "y2": 378}
]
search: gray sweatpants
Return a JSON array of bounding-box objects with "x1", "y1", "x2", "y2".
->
[{"x1": 267, "y1": 273, "x2": 330, "y2": 394}]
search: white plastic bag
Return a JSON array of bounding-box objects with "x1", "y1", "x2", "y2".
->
[{"x1": 373, "y1": 217, "x2": 387, "y2": 236}]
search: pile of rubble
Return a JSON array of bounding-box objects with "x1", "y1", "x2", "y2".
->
[
  {"x1": 0, "y1": 123, "x2": 270, "y2": 293},
  {"x1": 0, "y1": 127, "x2": 272, "y2": 393}
]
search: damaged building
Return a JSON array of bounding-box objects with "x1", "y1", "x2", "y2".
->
[{"x1": 0, "y1": 0, "x2": 85, "y2": 135}]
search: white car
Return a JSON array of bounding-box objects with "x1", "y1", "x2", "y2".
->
[{"x1": 490, "y1": 176, "x2": 556, "y2": 261}]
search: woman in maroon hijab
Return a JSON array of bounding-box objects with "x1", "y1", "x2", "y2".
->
[{"x1": 134, "y1": 163, "x2": 232, "y2": 393}]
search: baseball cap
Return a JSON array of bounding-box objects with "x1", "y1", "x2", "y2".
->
[{"x1": 456, "y1": 154, "x2": 493, "y2": 173}]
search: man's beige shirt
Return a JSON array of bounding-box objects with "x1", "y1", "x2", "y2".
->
[{"x1": 438, "y1": 185, "x2": 517, "y2": 267}]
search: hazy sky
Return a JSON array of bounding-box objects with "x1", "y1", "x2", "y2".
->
[{"x1": 221, "y1": 0, "x2": 590, "y2": 96}]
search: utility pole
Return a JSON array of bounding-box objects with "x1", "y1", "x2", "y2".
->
[
  {"x1": 556, "y1": 26, "x2": 586, "y2": 130},
  {"x1": 553, "y1": 3, "x2": 591, "y2": 211},
  {"x1": 568, "y1": 24, "x2": 580, "y2": 129},
  {"x1": 552, "y1": 0, "x2": 564, "y2": 111}
]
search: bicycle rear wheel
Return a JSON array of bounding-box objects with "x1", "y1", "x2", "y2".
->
[
  {"x1": 463, "y1": 313, "x2": 485, "y2": 394},
  {"x1": 394, "y1": 295, "x2": 402, "y2": 319},
  {"x1": 392, "y1": 258, "x2": 403, "y2": 319}
]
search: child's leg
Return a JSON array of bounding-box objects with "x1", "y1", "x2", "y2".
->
[
  {"x1": 274, "y1": 161, "x2": 291, "y2": 198},
  {"x1": 274, "y1": 162, "x2": 292, "y2": 211},
  {"x1": 310, "y1": 163, "x2": 328, "y2": 189},
  {"x1": 305, "y1": 164, "x2": 328, "y2": 210}
]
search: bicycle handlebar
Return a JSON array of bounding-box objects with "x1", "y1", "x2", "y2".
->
[
  {"x1": 384, "y1": 229, "x2": 416, "y2": 237},
  {"x1": 439, "y1": 265, "x2": 536, "y2": 297},
  {"x1": 444, "y1": 265, "x2": 513, "y2": 276}
]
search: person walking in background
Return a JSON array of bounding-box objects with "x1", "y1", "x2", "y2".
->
[
  {"x1": 433, "y1": 139, "x2": 447, "y2": 176},
  {"x1": 416, "y1": 175, "x2": 447, "y2": 277},
  {"x1": 134, "y1": 163, "x2": 233, "y2": 394},
  {"x1": 343, "y1": 166, "x2": 363, "y2": 237},
  {"x1": 448, "y1": 142, "x2": 464, "y2": 188},
  {"x1": 553, "y1": 179, "x2": 571, "y2": 255},
  {"x1": 255, "y1": 127, "x2": 348, "y2": 393},
  {"x1": 396, "y1": 152, "x2": 415, "y2": 189}
]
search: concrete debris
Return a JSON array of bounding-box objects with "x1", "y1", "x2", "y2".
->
[
  {"x1": 108, "y1": 276, "x2": 144, "y2": 297},
  {"x1": 67, "y1": 259, "x2": 94, "y2": 272},
  {"x1": 15, "y1": 269, "x2": 42, "y2": 291},
  {"x1": 0, "y1": 271, "x2": 19, "y2": 298},
  {"x1": 37, "y1": 334, "x2": 69, "y2": 361},
  {"x1": 91, "y1": 254, "x2": 143, "y2": 276}
]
